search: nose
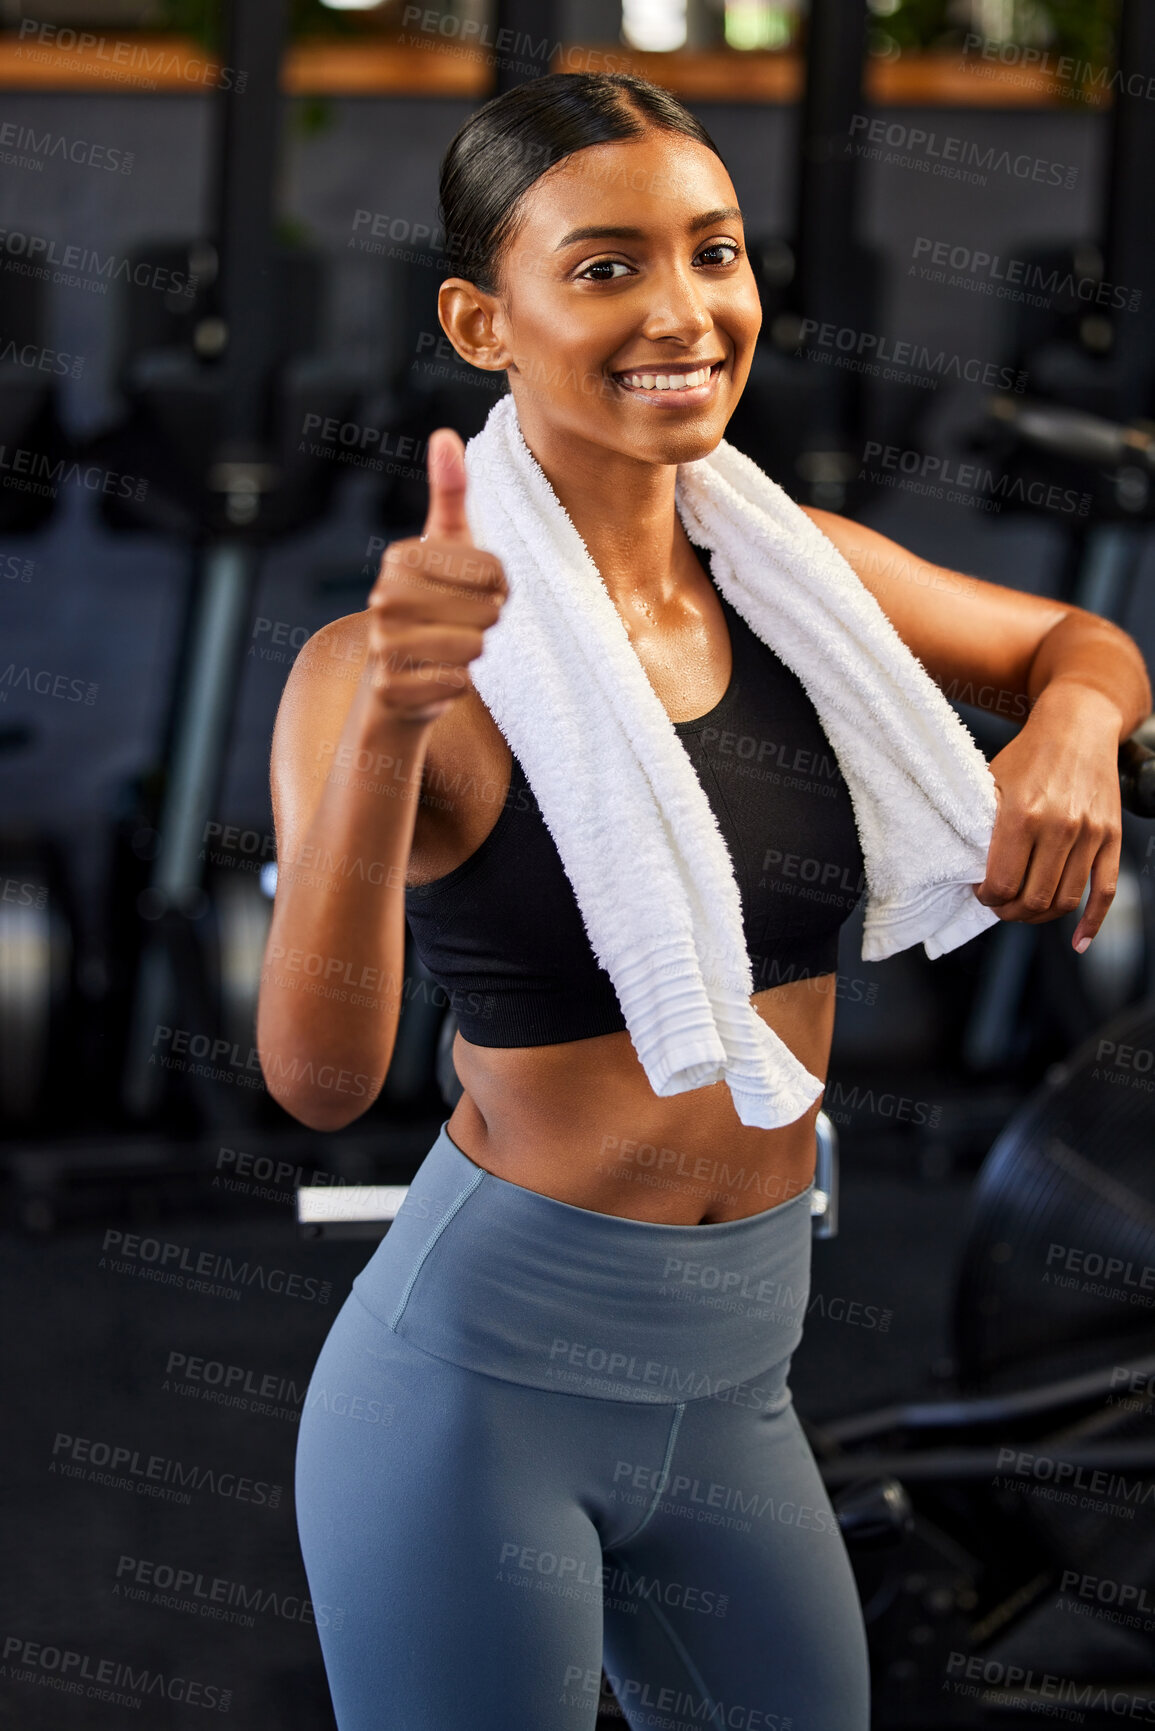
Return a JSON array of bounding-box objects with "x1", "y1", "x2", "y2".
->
[{"x1": 637, "y1": 260, "x2": 713, "y2": 347}]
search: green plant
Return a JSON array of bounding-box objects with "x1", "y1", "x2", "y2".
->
[{"x1": 865, "y1": 0, "x2": 1118, "y2": 68}]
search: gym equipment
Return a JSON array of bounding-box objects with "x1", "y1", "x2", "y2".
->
[
  {"x1": 959, "y1": 399, "x2": 1155, "y2": 1084},
  {"x1": 944, "y1": 0, "x2": 1155, "y2": 1084},
  {"x1": 0, "y1": 830, "x2": 76, "y2": 1128},
  {"x1": 805, "y1": 995, "x2": 1155, "y2": 1727},
  {"x1": 0, "y1": 271, "x2": 69, "y2": 535},
  {"x1": 70, "y1": 0, "x2": 369, "y2": 1132}
]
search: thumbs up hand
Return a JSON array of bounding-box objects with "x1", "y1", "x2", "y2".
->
[{"x1": 367, "y1": 429, "x2": 508, "y2": 725}]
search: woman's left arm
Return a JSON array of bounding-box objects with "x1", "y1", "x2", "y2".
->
[{"x1": 803, "y1": 509, "x2": 1154, "y2": 952}]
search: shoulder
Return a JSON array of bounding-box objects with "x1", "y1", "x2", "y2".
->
[
  {"x1": 270, "y1": 608, "x2": 512, "y2": 883},
  {"x1": 273, "y1": 607, "x2": 487, "y2": 790},
  {"x1": 794, "y1": 507, "x2": 1070, "y2": 692},
  {"x1": 797, "y1": 507, "x2": 980, "y2": 600},
  {"x1": 269, "y1": 612, "x2": 373, "y2": 864},
  {"x1": 271, "y1": 612, "x2": 377, "y2": 791}
]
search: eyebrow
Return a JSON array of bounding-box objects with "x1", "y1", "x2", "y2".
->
[{"x1": 554, "y1": 206, "x2": 744, "y2": 251}]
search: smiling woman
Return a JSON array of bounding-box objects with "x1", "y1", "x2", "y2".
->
[
  {"x1": 273, "y1": 69, "x2": 1151, "y2": 1731},
  {"x1": 435, "y1": 79, "x2": 762, "y2": 487}
]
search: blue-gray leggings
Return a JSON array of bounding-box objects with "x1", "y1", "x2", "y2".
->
[{"x1": 294, "y1": 1122, "x2": 871, "y2": 1731}]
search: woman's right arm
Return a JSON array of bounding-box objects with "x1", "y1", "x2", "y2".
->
[{"x1": 256, "y1": 429, "x2": 506, "y2": 1131}]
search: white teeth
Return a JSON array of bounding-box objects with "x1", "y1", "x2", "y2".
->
[{"x1": 622, "y1": 366, "x2": 713, "y2": 391}]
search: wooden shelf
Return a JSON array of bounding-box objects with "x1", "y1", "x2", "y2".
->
[{"x1": 0, "y1": 33, "x2": 1110, "y2": 106}]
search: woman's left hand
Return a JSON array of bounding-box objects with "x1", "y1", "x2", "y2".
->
[{"x1": 973, "y1": 688, "x2": 1124, "y2": 953}]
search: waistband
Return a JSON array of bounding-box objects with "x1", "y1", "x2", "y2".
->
[{"x1": 351, "y1": 1121, "x2": 815, "y2": 1405}]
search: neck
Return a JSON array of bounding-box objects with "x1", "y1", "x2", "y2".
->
[{"x1": 513, "y1": 400, "x2": 695, "y2": 608}]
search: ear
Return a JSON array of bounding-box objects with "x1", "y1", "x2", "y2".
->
[{"x1": 437, "y1": 278, "x2": 511, "y2": 374}]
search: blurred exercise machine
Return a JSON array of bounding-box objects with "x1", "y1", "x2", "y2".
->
[{"x1": 0, "y1": 0, "x2": 368, "y2": 1142}]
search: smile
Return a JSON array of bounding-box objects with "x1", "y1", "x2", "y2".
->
[{"x1": 613, "y1": 361, "x2": 724, "y2": 403}]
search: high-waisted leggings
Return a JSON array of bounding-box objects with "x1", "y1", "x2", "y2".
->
[{"x1": 294, "y1": 1122, "x2": 871, "y2": 1731}]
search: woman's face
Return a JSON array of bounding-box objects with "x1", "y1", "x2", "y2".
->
[{"x1": 443, "y1": 128, "x2": 763, "y2": 471}]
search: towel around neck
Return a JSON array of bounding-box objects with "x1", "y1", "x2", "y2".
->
[{"x1": 460, "y1": 395, "x2": 1000, "y2": 1130}]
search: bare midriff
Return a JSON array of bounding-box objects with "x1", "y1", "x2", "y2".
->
[{"x1": 443, "y1": 977, "x2": 835, "y2": 1225}]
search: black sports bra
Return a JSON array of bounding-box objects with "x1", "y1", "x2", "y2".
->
[{"x1": 405, "y1": 553, "x2": 867, "y2": 1047}]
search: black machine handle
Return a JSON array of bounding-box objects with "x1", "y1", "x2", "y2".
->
[
  {"x1": 987, "y1": 394, "x2": 1155, "y2": 472},
  {"x1": 1119, "y1": 726, "x2": 1155, "y2": 818},
  {"x1": 981, "y1": 394, "x2": 1155, "y2": 813}
]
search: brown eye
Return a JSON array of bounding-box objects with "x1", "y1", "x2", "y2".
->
[
  {"x1": 697, "y1": 242, "x2": 742, "y2": 267},
  {"x1": 578, "y1": 259, "x2": 632, "y2": 282}
]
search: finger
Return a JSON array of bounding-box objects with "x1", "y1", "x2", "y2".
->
[
  {"x1": 366, "y1": 623, "x2": 489, "y2": 675},
  {"x1": 1000, "y1": 818, "x2": 1083, "y2": 922},
  {"x1": 973, "y1": 808, "x2": 1030, "y2": 911},
  {"x1": 366, "y1": 651, "x2": 474, "y2": 713},
  {"x1": 373, "y1": 545, "x2": 506, "y2": 607},
  {"x1": 423, "y1": 427, "x2": 471, "y2": 543},
  {"x1": 1073, "y1": 830, "x2": 1121, "y2": 951}
]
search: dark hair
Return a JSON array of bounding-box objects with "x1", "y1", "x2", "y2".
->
[{"x1": 438, "y1": 72, "x2": 726, "y2": 294}]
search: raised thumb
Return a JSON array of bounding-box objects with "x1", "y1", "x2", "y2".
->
[{"x1": 422, "y1": 427, "x2": 471, "y2": 542}]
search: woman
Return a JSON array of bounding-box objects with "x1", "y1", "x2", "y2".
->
[{"x1": 262, "y1": 73, "x2": 1150, "y2": 1731}]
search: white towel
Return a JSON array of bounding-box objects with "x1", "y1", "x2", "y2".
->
[{"x1": 463, "y1": 394, "x2": 1001, "y2": 1130}]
